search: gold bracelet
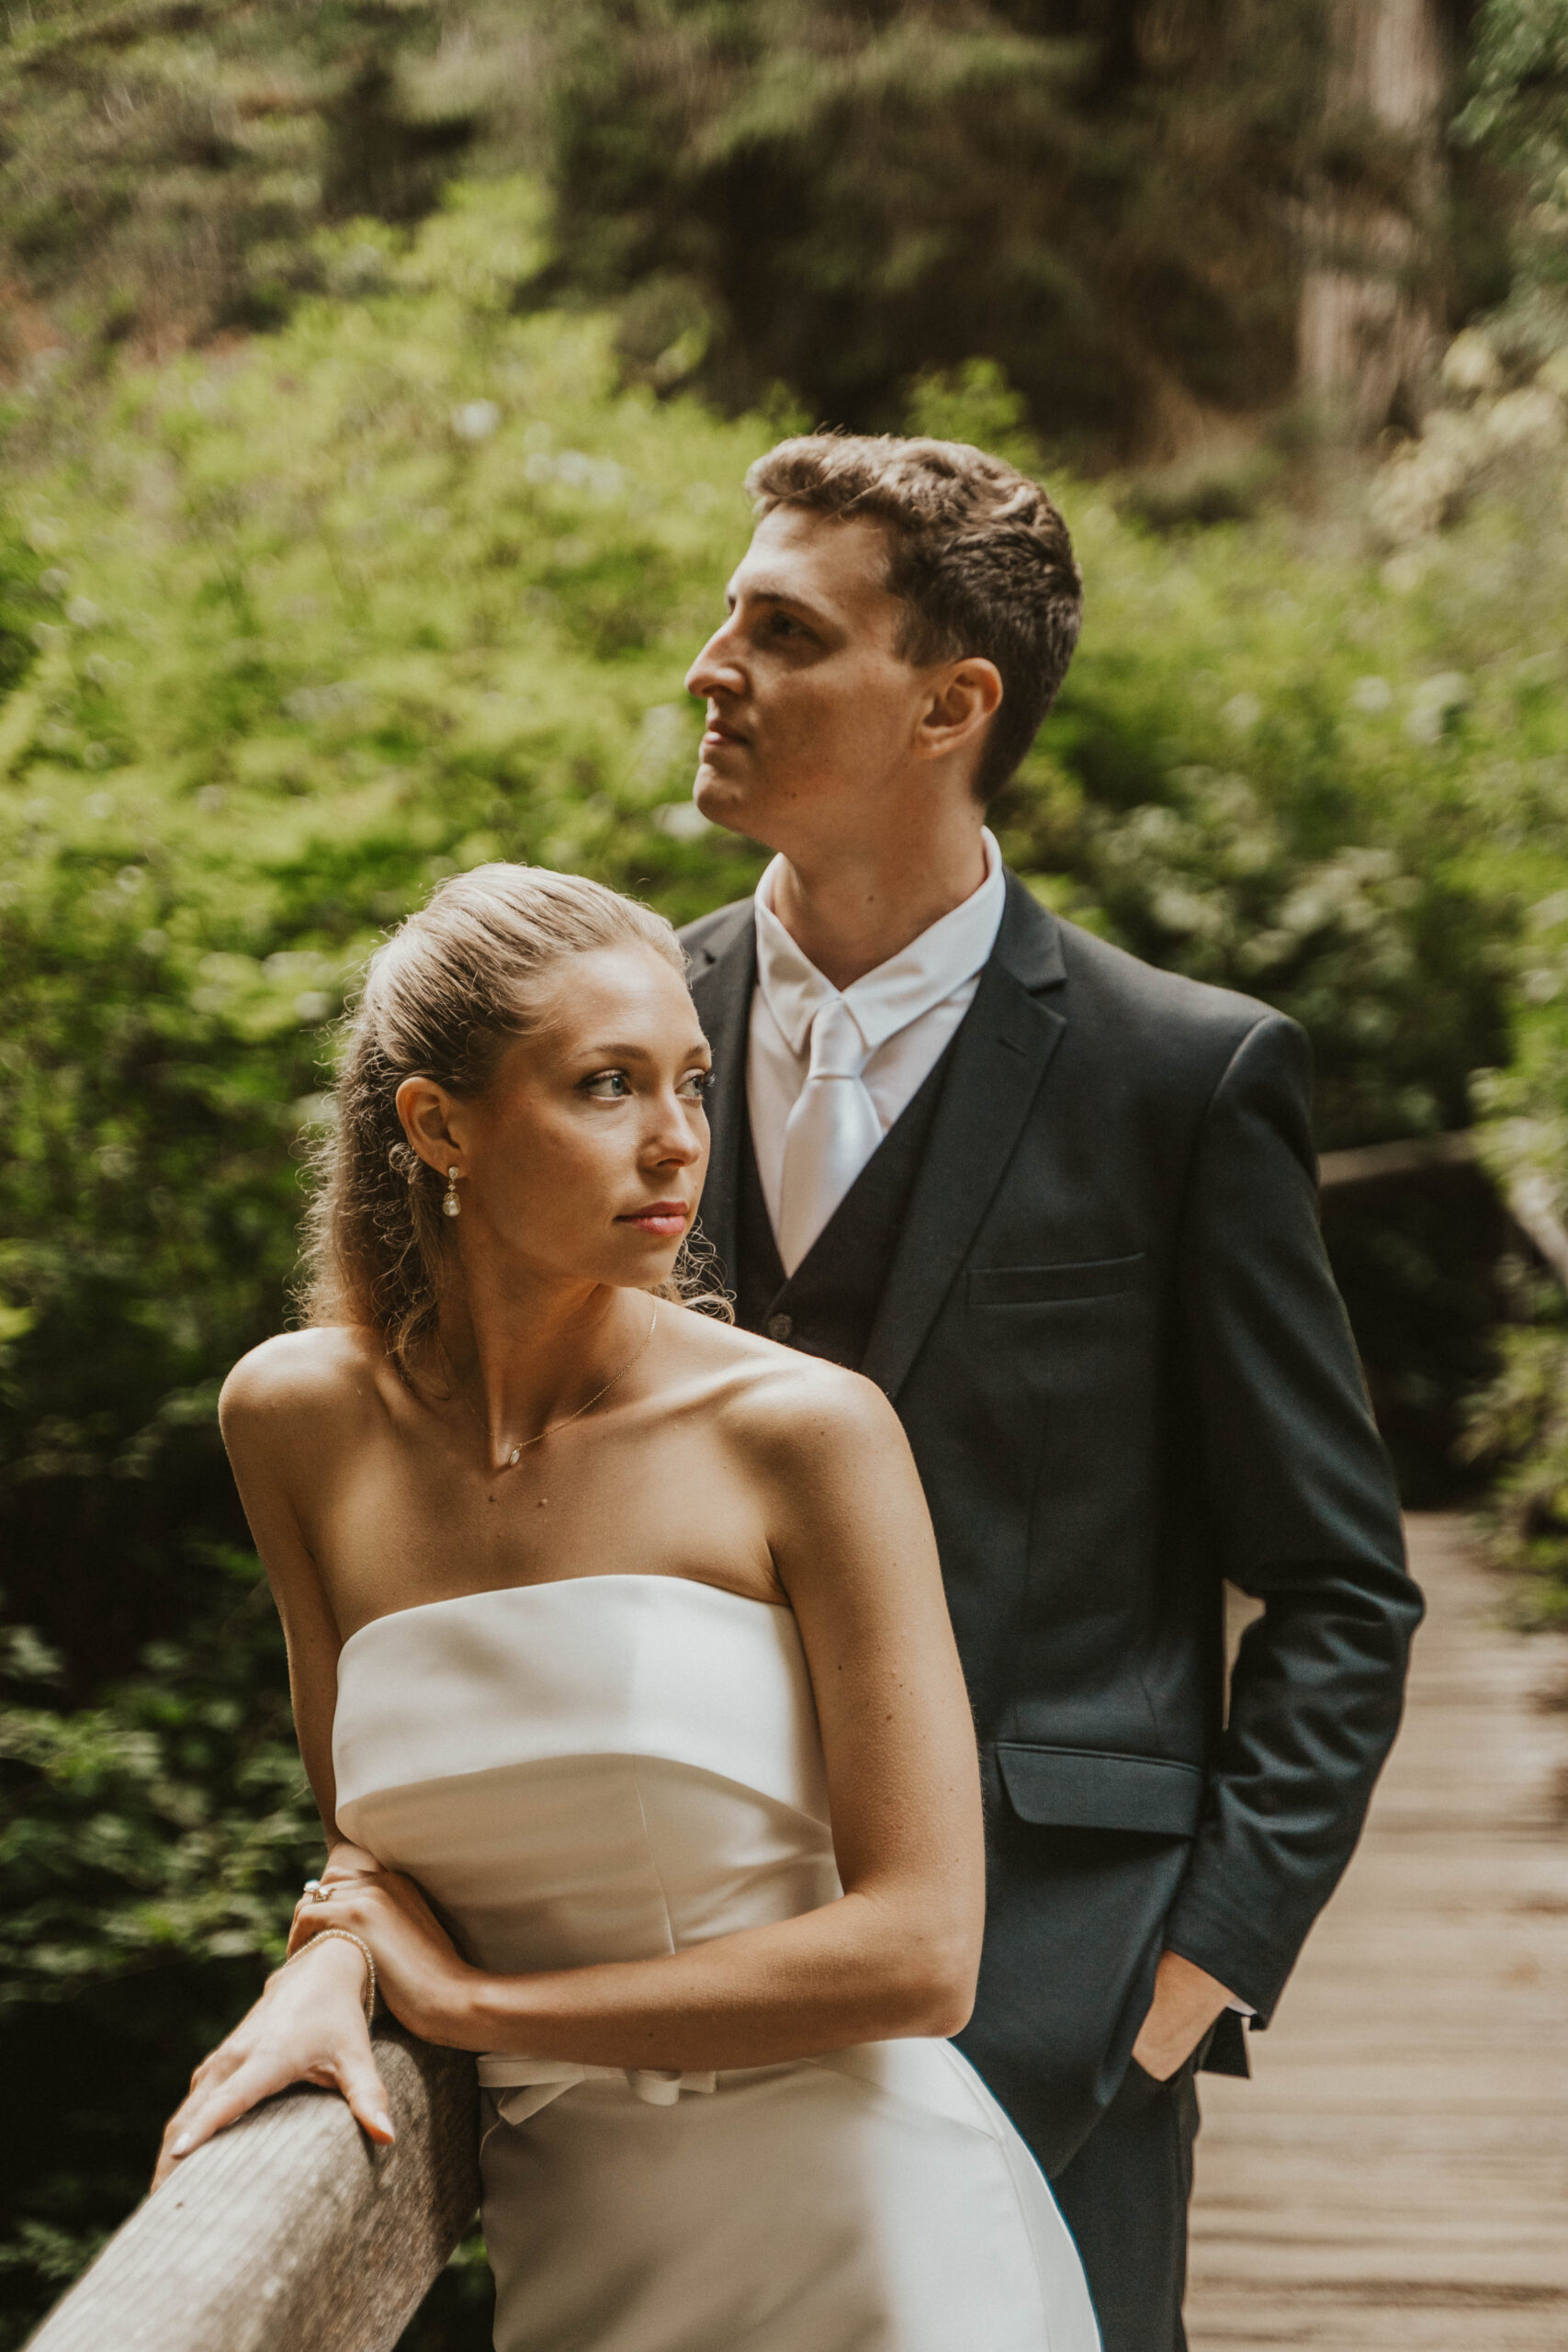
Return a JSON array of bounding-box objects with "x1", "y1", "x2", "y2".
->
[{"x1": 283, "y1": 1928, "x2": 378, "y2": 2029}]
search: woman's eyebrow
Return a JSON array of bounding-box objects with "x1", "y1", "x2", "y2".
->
[{"x1": 572, "y1": 1041, "x2": 710, "y2": 1063}]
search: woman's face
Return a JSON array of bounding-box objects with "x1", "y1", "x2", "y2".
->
[{"x1": 402, "y1": 944, "x2": 712, "y2": 1294}]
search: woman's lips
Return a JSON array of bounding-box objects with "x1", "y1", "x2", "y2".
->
[{"x1": 618, "y1": 1204, "x2": 690, "y2": 1238}]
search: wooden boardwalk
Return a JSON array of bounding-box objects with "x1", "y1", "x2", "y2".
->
[{"x1": 1187, "y1": 1514, "x2": 1568, "y2": 2349}]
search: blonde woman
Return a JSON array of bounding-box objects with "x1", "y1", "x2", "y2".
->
[{"x1": 154, "y1": 865, "x2": 1099, "y2": 2351}]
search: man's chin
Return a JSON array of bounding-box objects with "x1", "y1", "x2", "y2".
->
[{"x1": 693, "y1": 769, "x2": 756, "y2": 839}]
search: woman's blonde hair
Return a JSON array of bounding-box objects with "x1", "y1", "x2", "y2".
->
[{"x1": 301, "y1": 863, "x2": 724, "y2": 1374}]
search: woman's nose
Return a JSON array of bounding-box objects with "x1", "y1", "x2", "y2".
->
[{"x1": 648, "y1": 1099, "x2": 706, "y2": 1166}]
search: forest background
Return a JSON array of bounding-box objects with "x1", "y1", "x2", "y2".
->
[{"x1": 5, "y1": 2, "x2": 1568, "y2": 2345}]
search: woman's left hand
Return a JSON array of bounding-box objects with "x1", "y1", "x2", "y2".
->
[{"x1": 289, "y1": 1861, "x2": 477, "y2": 2046}]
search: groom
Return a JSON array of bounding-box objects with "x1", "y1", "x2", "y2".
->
[{"x1": 676, "y1": 434, "x2": 1421, "y2": 2352}]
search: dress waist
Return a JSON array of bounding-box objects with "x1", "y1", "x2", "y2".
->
[
  {"x1": 478, "y1": 2036, "x2": 996, "y2": 2136},
  {"x1": 479, "y1": 2053, "x2": 720, "y2": 2120}
]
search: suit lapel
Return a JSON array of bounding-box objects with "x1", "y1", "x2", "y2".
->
[
  {"x1": 685, "y1": 904, "x2": 756, "y2": 1287},
  {"x1": 861, "y1": 876, "x2": 1067, "y2": 1401}
]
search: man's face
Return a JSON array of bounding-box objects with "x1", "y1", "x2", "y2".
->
[{"x1": 684, "y1": 506, "x2": 935, "y2": 857}]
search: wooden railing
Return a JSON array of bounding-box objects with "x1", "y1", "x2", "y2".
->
[
  {"x1": 1319, "y1": 1129, "x2": 1568, "y2": 1287},
  {"x1": 22, "y1": 2029, "x2": 479, "y2": 2352}
]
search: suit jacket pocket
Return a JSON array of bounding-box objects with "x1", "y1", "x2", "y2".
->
[
  {"x1": 968, "y1": 1253, "x2": 1146, "y2": 1306},
  {"x1": 996, "y1": 1742, "x2": 1204, "y2": 1837}
]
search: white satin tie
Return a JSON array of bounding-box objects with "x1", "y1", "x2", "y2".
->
[{"x1": 775, "y1": 997, "x2": 886, "y2": 1276}]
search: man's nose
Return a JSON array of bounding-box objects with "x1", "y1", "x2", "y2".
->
[{"x1": 685, "y1": 621, "x2": 744, "y2": 702}]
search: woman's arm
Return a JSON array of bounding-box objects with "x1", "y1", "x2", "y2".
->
[
  {"x1": 152, "y1": 1339, "x2": 387, "y2": 2182},
  {"x1": 220, "y1": 1334, "x2": 355, "y2": 1842},
  {"x1": 300, "y1": 1365, "x2": 986, "y2": 2072}
]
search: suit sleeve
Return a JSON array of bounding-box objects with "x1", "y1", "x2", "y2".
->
[{"x1": 1158, "y1": 1012, "x2": 1422, "y2": 2019}]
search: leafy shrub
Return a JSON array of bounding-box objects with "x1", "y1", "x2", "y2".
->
[
  {"x1": 1460, "y1": 1312, "x2": 1568, "y2": 1618},
  {"x1": 1460, "y1": 893, "x2": 1568, "y2": 1611},
  {"x1": 1458, "y1": 0, "x2": 1568, "y2": 361}
]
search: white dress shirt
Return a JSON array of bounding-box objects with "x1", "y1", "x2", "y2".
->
[{"x1": 747, "y1": 831, "x2": 1007, "y2": 1263}]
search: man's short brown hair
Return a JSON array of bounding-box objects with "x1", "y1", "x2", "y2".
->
[{"x1": 745, "y1": 433, "x2": 1082, "y2": 801}]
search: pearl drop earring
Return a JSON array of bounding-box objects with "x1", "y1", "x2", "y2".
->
[{"x1": 443, "y1": 1166, "x2": 461, "y2": 1219}]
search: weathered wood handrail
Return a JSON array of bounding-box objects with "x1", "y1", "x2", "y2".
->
[
  {"x1": 23, "y1": 2028, "x2": 479, "y2": 2352},
  {"x1": 1316, "y1": 1130, "x2": 1479, "y2": 1191},
  {"x1": 1317, "y1": 1128, "x2": 1568, "y2": 1290}
]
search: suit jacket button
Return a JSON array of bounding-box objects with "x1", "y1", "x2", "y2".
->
[{"x1": 767, "y1": 1313, "x2": 795, "y2": 1342}]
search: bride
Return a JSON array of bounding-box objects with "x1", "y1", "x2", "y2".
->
[{"x1": 154, "y1": 863, "x2": 1100, "y2": 2351}]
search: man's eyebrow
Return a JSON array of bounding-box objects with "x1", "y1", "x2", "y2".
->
[{"x1": 725, "y1": 575, "x2": 834, "y2": 624}]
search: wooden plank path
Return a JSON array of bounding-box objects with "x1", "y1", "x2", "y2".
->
[{"x1": 1187, "y1": 1513, "x2": 1568, "y2": 2349}]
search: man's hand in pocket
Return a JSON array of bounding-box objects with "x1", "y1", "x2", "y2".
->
[{"x1": 1131, "y1": 1951, "x2": 1236, "y2": 2083}]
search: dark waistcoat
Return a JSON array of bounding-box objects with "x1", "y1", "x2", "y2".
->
[{"x1": 733, "y1": 1046, "x2": 953, "y2": 1368}]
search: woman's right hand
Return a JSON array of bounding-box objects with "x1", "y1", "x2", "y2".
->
[{"x1": 152, "y1": 1935, "x2": 395, "y2": 2190}]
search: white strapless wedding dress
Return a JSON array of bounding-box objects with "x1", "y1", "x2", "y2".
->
[{"x1": 333, "y1": 1575, "x2": 1100, "y2": 2351}]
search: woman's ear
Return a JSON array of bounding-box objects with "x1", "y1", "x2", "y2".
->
[
  {"x1": 395, "y1": 1077, "x2": 464, "y2": 1179},
  {"x1": 916, "y1": 658, "x2": 1004, "y2": 765}
]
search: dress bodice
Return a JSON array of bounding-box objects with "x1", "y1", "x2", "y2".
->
[{"x1": 333, "y1": 1576, "x2": 841, "y2": 1990}]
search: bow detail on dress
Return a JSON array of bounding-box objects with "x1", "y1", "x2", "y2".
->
[{"x1": 480, "y1": 2055, "x2": 720, "y2": 2124}]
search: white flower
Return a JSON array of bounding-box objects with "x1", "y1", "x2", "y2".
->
[{"x1": 452, "y1": 400, "x2": 501, "y2": 441}]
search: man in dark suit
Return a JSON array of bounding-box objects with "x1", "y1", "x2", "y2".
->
[{"x1": 675, "y1": 433, "x2": 1421, "y2": 2352}]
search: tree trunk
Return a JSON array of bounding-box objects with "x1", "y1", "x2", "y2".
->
[{"x1": 1298, "y1": 0, "x2": 1450, "y2": 436}]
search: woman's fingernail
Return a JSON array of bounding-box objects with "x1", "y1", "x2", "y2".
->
[{"x1": 171, "y1": 2134, "x2": 191, "y2": 2157}]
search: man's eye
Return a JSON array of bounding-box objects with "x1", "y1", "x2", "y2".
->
[
  {"x1": 582, "y1": 1070, "x2": 631, "y2": 1099},
  {"x1": 767, "y1": 612, "x2": 807, "y2": 639}
]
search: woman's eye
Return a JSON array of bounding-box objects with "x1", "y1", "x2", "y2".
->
[
  {"x1": 680, "y1": 1069, "x2": 714, "y2": 1100},
  {"x1": 582, "y1": 1070, "x2": 631, "y2": 1099}
]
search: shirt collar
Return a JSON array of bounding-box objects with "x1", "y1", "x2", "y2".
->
[{"x1": 752, "y1": 831, "x2": 1006, "y2": 1059}]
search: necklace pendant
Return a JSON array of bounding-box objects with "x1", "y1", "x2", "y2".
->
[{"x1": 507, "y1": 1445, "x2": 521, "y2": 1466}]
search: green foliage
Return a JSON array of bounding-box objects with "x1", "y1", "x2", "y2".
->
[
  {"x1": 0, "y1": 1567, "x2": 312, "y2": 2017},
  {"x1": 6, "y1": 178, "x2": 1568, "y2": 2340},
  {"x1": 543, "y1": 0, "x2": 1325, "y2": 460},
  {"x1": 1459, "y1": 888, "x2": 1568, "y2": 1608},
  {"x1": 0, "y1": 0, "x2": 511, "y2": 374},
  {"x1": 0, "y1": 1565, "x2": 320, "y2": 2343},
  {"x1": 1460, "y1": 1312, "x2": 1568, "y2": 1617},
  {"x1": 1008, "y1": 509, "x2": 1518, "y2": 1150},
  {"x1": 1458, "y1": 0, "x2": 1568, "y2": 356},
  {"x1": 0, "y1": 2, "x2": 1339, "y2": 460}
]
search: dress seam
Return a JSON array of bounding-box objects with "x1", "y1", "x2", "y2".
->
[{"x1": 626, "y1": 1755, "x2": 681, "y2": 1960}]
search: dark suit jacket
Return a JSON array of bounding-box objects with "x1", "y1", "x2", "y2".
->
[{"x1": 681, "y1": 873, "x2": 1421, "y2": 2174}]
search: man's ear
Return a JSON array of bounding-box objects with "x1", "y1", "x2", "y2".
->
[
  {"x1": 915, "y1": 658, "x2": 1004, "y2": 767},
  {"x1": 396, "y1": 1076, "x2": 466, "y2": 1179}
]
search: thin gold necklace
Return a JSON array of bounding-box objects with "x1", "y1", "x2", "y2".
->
[{"x1": 463, "y1": 1298, "x2": 660, "y2": 1470}]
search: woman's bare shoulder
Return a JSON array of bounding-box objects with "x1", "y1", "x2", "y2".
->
[
  {"x1": 219, "y1": 1324, "x2": 386, "y2": 1435},
  {"x1": 666, "y1": 1309, "x2": 906, "y2": 1472}
]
